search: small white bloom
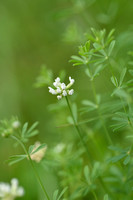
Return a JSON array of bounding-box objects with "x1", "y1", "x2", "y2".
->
[
  {"x1": 61, "y1": 83, "x2": 66, "y2": 90},
  {"x1": 48, "y1": 87, "x2": 57, "y2": 95},
  {"x1": 68, "y1": 89, "x2": 74, "y2": 95},
  {"x1": 62, "y1": 90, "x2": 67, "y2": 96},
  {"x1": 12, "y1": 121, "x2": 20, "y2": 129},
  {"x1": 55, "y1": 77, "x2": 60, "y2": 82},
  {"x1": 57, "y1": 95, "x2": 62, "y2": 100},
  {"x1": 56, "y1": 87, "x2": 61, "y2": 94},
  {"x1": 69, "y1": 76, "x2": 75, "y2": 84},
  {"x1": 48, "y1": 76, "x2": 75, "y2": 100}
]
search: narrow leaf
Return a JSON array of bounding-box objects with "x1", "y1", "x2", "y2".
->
[
  {"x1": 27, "y1": 122, "x2": 39, "y2": 134},
  {"x1": 57, "y1": 187, "x2": 68, "y2": 200},
  {"x1": 123, "y1": 155, "x2": 130, "y2": 165},
  {"x1": 53, "y1": 190, "x2": 59, "y2": 200},
  {"x1": 22, "y1": 122, "x2": 28, "y2": 137},
  {"x1": 31, "y1": 143, "x2": 47, "y2": 155},
  {"x1": 111, "y1": 76, "x2": 118, "y2": 87},
  {"x1": 6, "y1": 155, "x2": 27, "y2": 166},
  {"x1": 108, "y1": 40, "x2": 115, "y2": 56},
  {"x1": 119, "y1": 68, "x2": 127, "y2": 86}
]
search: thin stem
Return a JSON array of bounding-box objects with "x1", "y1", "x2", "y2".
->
[
  {"x1": 65, "y1": 97, "x2": 114, "y2": 197},
  {"x1": 65, "y1": 96, "x2": 92, "y2": 165},
  {"x1": 10, "y1": 135, "x2": 50, "y2": 200},
  {"x1": 92, "y1": 191, "x2": 98, "y2": 200},
  {"x1": 90, "y1": 80, "x2": 113, "y2": 145}
]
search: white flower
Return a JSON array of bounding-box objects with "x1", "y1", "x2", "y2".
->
[
  {"x1": 30, "y1": 141, "x2": 47, "y2": 163},
  {"x1": 68, "y1": 89, "x2": 74, "y2": 95},
  {"x1": 0, "y1": 178, "x2": 24, "y2": 200},
  {"x1": 57, "y1": 95, "x2": 62, "y2": 100},
  {"x1": 56, "y1": 87, "x2": 61, "y2": 94},
  {"x1": 54, "y1": 143, "x2": 65, "y2": 153},
  {"x1": 48, "y1": 76, "x2": 75, "y2": 100},
  {"x1": 48, "y1": 87, "x2": 57, "y2": 95},
  {"x1": 61, "y1": 83, "x2": 66, "y2": 90},
  {"x1": 12, "y1": 121, "x2": 20, "y2": 129},
  {"x1": 62, "y1": 90, "x2": 67, "y2": 96}
]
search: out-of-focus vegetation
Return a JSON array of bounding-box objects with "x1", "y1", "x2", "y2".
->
[{"x1": 1, "y1": 0, "x2": 133, "y2": 199}]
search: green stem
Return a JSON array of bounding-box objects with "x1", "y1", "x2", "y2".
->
[
  {"x1": 91, "y1": 80, "x2": 113, "y2": 145},
  {"x1": 65, "y1": 97, "x2": 114, "y2": 197},
  {"x1": 10, "y1": 135, "x2": 50, "y2": 200},
  {"x1": 65, "y1": 96, "x2": 92, "y2": 164},
  {"x1": 92, "y1": 191, "x2": 98, "y2": 200}
]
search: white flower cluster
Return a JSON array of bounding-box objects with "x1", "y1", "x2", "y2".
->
[
  {"x1": 48, "y1": 77, "x2": 74, "y2": 100},
  {"x1": 0, "y1": 178, "x2": 24, "y2": 200}
]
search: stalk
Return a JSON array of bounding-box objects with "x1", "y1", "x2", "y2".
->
[
  {"x1": 90, "y1": 79, "x2": 113, "y2": 145},
  {"x1": 65, "y1": 96, "x2": 113, "y2": 197},
  {"x1": 10, "y1": 135, "x2": 50, "y2": 200},
  {"x1": 65, "y1": 96, "x2": 91, "y2": 163}
]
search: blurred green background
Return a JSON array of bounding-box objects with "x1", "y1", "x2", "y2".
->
[{"x1": 0, "y1": 0, "x2": 133, "y2": 199}]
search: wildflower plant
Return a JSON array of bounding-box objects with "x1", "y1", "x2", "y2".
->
[
  {"x1": 2, "y1": 26, "x2": 133, "y2": 200},
  {"x1": 0, "y1": 118, "x2": 50, "y2": 200},
  {"x1": 35, "y1": 28, "x2": 133, "y2": 200}
]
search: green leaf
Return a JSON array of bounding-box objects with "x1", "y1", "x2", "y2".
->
[
  {"x1": 108, "y1": 40, "x2": 115, "y2": 56},
  {"x1": 85, "y1": 41, "x2": 90, "y2": 51},
  {"x1": 107, "y1": 154, "x2": 126, "y2": 163},
  {"x1": 129, "y1": 69, "x2": 133, "y2": 76},
  {"x1": 82, "y1": 100, "x2": 97, "y2": 108},
  {"x1": 93, "y1": 43, "x2": 102, "y2": 50},
  {"x1": 119, "y1": 68, "x2": 127, "y2": 86},
  {"x1": 53, "y1": 190, "x2": 59, "y2": 200},
  {"x1": 123, "y1": 155, "x2": 130, "y2": 165},
  {"x1": 85, "y1": 68, "x2": 91, "y2": 78},
  {"x1": 22, "y1": 122, "x2": 28, "y2": 138},
  {"x1": 93, "y1": 64, "x2": 106, "y2": 78},
  {"x1": 57, "y1": 187, "x2": 68, "y2": 200},
  {"x1": 31, "y1": 143, "x2": 47, "y2": 155},
  {"x1": 71, "y1": 55, "x2": 84, "y2": 62},
  {"x1": 22, "y1": 122, "x2": 39, "y2": 139},
  {"x1": 111, "y1": 76, "x2": 118, "y2": 87},
  {"x1": 27, "y1": 130, "x2": 39, "y2": 137},
  {"x1": 27, "y1": 122, "x2": 39, "y2": 135},
  {"x1": 67, "y1": 116, "x2": 74, "y2": 125},
  {"x1": 84, "y1": 165, "x2": 90, "y2": 183},
  {"x1": 104, "y1": 194, "x2": 108, "y2": 200},
  {"x1": 91, "y1": 162, "x2": 100, "y2": 181},
  {"x1": 6, "y1": 155, "x2": 27, "y2": 165},
  {"x1": 28, "y1": 145, "x2": 35, "y2": 154}
]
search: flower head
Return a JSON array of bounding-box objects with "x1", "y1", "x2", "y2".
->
[
  {"x1": 0, "y1": 178, "x2": 24, "y2": 200},
  {"x1": 48, "y1": 77, "x2": 75, "y2": 100}
]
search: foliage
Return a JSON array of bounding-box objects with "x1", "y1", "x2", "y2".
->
[{"x1": 1, "y1": 1, "x2": 133, "y2": 200}]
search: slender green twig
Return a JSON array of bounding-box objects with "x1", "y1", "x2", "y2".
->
[
  {"x1": 10, "y1": 135, "x2": 50, "y2": 200},
  {"x1": 65, "y1": 96, "x2": 92, "y2": 164},
  {"x1": 92, "y1": 191, "x2": 98, "y2": 200},
  {"x1": 91, "y1": 79, "x2": 113, "y2": 145}
]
